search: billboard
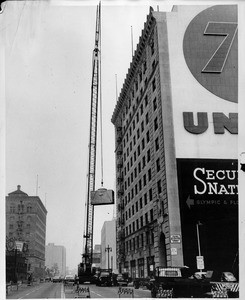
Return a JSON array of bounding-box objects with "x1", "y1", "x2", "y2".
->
[
  {"x1": 166, "y1": 5, "x2": 238, "y2": 159},
  {"x1": 91, "y1": 188, "x2": 114, "y2": 206},
  {"x1": 177, "y1": 158, "x2": 238, "y2": 274}
]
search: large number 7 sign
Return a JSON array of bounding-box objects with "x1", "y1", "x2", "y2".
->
[{"x1": 202, "y1": 22, "x2": 238, "y2": 73}]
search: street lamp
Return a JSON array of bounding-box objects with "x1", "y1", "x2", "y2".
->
[
  {"x1": 196, "y1": 221, "x2": 204, "y2": 273},
  {"x1": 105, "y1": 245, "x2": 112, "y2": 270}
]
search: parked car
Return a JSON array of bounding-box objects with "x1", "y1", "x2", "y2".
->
[
  {"x1": 116, "y1": 274, "x2": 128, "y2": 286},
  {"x1": 96, "y1": 270, "x2": 112, "y2": 286},
  {"x1": 64, "y1": 274, "x2": 75, "y2": 284},
  {"x1": 52, "y1": 276, "x2": 61, "y2": 283}
]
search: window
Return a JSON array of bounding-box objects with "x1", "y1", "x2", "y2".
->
[
  {"x1": 154, "y1": 117, "x2": 158, "y2": 131},
  {"x1": 143, "y1": 61, "x2": 147, "y2": 74},
  {"x1": 136, "y1": 112, "x2": 139, "y2": 123},
  {"x1": 133, "y1": 120, "x2": 135, "y2": 130},
  {"x1": 140, "y1": 216, "x2": 144, "y2": 227},
  {"x1": 137, "y1": 145, "x2": 140, "y2": 156},
  {"x1": 135, "y1": 184, "x2": 138, "y2": 195},
  {"x1": 156, "y1": 158, "x2": 161, "y2": 172},
  {"x1": 129, "y1": 208, "x2": 131, "y2": 219},
  {"x1": 146, "y1": 231, "x2": 149, "y2": 245},
  {"x1": 135, "y1": 81, "x2": 138, "y2": 91},
  {"x1": 143, "y1": 174, "x2": 147, "y2": 186},
  {"x1": 145, "y1": 212, "x2": 148, "y2": 224},
  {"x1": 130, "y1": 141, "x2": 132, "y2": 151},
  {"x1": 157, "y1": 180, "x2": 162, "y2": 194},
  {"x1": 153, "y1": 97, "x2": 157, "y2": 111},
  {"x1": 140, "y1": 104, "x2": 143, "y2": 115},
  {"x1": 140, "y1": 198, "x2": 143, "y2": 209},
  {"x1": 147, "y1": 149, "x2": 151, "y2": 162},
  {"x1": 150, "y1": 209, "x2": 154, "y2": 222},
  {"x1": 136, "y1": 219, "x2": 139, "y2": 230},
  {"x1": 141, "y1": 121, "x2": 144, "y2": 132},
  {"x1": 142, "y1": 156, "x2": 146, "y2": 168},
  {"x1": 155, "y1": 137, "x2": 159, "y2": 151},
  {"x1": 144, "y1": 193, "x2": 147, "y2": 205},
  {"x1": 137, "y1": 128, "x2": 140, "y2": 139},
  {"x1": 10, "y1": 206, "x2": 15, "y2": 213},
  {"x1": 139, "y1": 71, "x2": 142, "y2": 82},
  {"x1": 141, "y1": 233, "x2": 144, "y2": 247},
  {"x1": 133, "y1": 136, "x2": 136, "y2": 146},
  {"x1": 142, "y1": 138, "x2": 145, "y2": 150},
  {"x1": 129, "y1": 224, "x2": 132, "y2": 234},
  {"x1": 151, "y1": 40, "x2": 155, "y2": 55},
  {"x1": 137, "y1": 236, "x2": 139, "y2": 248},
  {"x1": 138, "y1": 161, "x2": 141, "y2": 173},
  {"x1": 148, "y1": 168, "x2": 152, "y2": 181},
  {"x1": 152, "y1": 60, "x2": 156, "y2": 70},
  {"x1": 133, "y1": 221, "x2": 135, "y2": 232},
  {"x1": 134, "y1": 151, "x2": 136, "y2": 162},
  {"x1": 134, "y1": 167, "x2": 137, "y2": 178},
  {"x1": 139, "y1": 179, "x2": 142, "y2": 191},
  {"x1": 145, "y1": 96, "x2": 148, "y2": 107},
  {"x1": 146, "y1": 131, "x2": 150, "y2": 143},
  {"x1": 132, "y1": 205, "x2": 135, "y2": 215},
  {"x1": 149, "y1": 188, "x2": 153, "y2": 201},
  {"x1": 146, "y1": 113, "x2": 149, "y2": 125},
  {"x1": 136, "y1": 201, "x2": 138, "y2": 212}
]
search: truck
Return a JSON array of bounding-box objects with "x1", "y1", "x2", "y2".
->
[
  {"x1": 95, "y1": 269, "x2": 113, "y2": 287},
  {"x1": 148, "y1": 267, "x2": 239, "y2": 298}
]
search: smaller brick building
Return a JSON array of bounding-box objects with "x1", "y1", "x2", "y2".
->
[{"x1": 6, "y1": 185, "x2": 47, "y2": 281}]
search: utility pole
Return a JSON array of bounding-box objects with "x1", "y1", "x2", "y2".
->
[{"x1": 105, "y1": 245, "x2": 112, "y2": 270}]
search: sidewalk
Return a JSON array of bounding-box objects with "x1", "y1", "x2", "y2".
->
[{"x1": 6, "y1": 281, "x2": 41, "y2": 298}]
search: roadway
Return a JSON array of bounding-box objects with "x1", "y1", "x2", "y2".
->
[{"x1": 6, "y1": 281, "x2": 152, "y2": 299}]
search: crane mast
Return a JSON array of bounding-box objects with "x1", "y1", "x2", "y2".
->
[{"x1": 83, "y1": 2, "x2": 101, "y2": 271}]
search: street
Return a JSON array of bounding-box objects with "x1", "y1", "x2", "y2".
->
[{"x1": 6, "y1": 282, "x2": 152, "y2": 299}]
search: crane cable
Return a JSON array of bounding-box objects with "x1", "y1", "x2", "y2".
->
[{"x1": 99, "y1": 3, "x2": 104, "y2": 188}]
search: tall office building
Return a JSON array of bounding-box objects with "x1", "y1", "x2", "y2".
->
[
  {"x1": 45, "y1": 243, "x2": 66, "y2": 277},
  {"x1": 101, "y1": 220, "x2": 117, "y2": 273},
  {"x1": 111, "y1": 5, "x2": 238, "y2": 278},
  {"x1": 6, "y1": 185, "x2": 47, "y2": 280}
]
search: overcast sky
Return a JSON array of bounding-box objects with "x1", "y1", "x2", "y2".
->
[
  {"x1": 1, "y1": 0, "x2": 245, "y2": 278},
  {"x1": 0, "y1": 0, "x2": 174, "y2": 271}
]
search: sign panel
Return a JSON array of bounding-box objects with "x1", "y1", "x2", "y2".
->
[
  {"x1": 196, "y1": 256, "x2": 205, "y2": 270},
  {"x1": 91, "y1": 188, "x2": 114, "y2": 205},
  {"x1": 170, "y1": 235, "x2": 181, "y2": 244},
  {"x1": 177, "y1": 158, "x2": 238, "y2": 272}
]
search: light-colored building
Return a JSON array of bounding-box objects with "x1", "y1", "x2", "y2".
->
[
  {"x1": 6, "y1": 185, "x2": 47, "y2": 280},
  {"x1": 101, "y1": 220, "x2": 117, "y2": 273},
  {"x1": 45, "y1": 243, "x2": 66, "y2": 277},
  {"x1": 111, "y1": 5, "x2": 238, "y2": 278}
]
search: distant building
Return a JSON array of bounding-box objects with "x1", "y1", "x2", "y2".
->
[
  {"x1": 92, "y1": 244, "x2": 101, "y2": 269},
  {"x1": 101, "y1": 220, "x2": 117, "y2": 273},
  {"x1": 6, "y1": 185, "x2": 47, "y2": 281},
  {"x1": 45, "y1": 243, "x2": 66, "y2": 277}
]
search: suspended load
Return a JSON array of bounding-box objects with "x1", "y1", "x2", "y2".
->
[{"x1": 91, "y1": 188, "x2": 114, "y2": 205}]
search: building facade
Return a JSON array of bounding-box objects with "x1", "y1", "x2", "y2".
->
[
  {"x1": 111, "y1": 5, "x2": 238, "y2": 278},
  {"x1": 6, "y1": 185, "x2": 47, "y2": 280},
  {"x1": 45, "y1": 243, "x2": 66, "y2": 277},
  {"x1": 101, "y1": 220, "x2": 117, "y2": 273}
]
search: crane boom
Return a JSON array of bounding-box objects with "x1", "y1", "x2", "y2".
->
[{"x1": 81, "y1": 2, "x2": 101, "y2": 277}]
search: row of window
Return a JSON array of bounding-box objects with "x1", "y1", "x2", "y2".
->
[
  {"x1": 125, "y1": 229, "x2": 154, "y2": 253},
  {"x1": 9, "y1": 205, "x2": 33, "y2": 213},
  {"x1": 124, "y1": 209, "x2": 154, "y2": 235}
]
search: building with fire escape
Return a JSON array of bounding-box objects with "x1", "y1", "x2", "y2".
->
[
  {"x1": 6, "y1": 185, "x2": 47, "y2": 280},
  {"x1": 111, "y1": 5, "x2": 238, "y2": 278}
]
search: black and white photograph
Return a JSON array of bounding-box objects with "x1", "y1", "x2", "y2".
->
[{"x1": 1, "y1": 0, "x2": 244, "y2": 299}]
